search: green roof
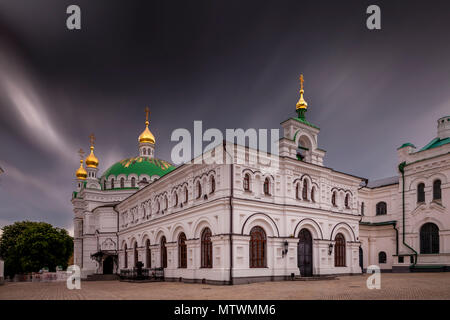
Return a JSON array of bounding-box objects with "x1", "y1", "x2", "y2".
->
[
  {"x1": 397, "y1": 143, "x2": 416, "y2": 150},
  {"x1": 420, "y1": 137, "x2": 450, "y2": 151},
  {"x1": 291, "y1": 117, "x2": 320, "y2": 130},
  {"x1": 101, "y1": 156, "x2": 176, "y2": 180}
]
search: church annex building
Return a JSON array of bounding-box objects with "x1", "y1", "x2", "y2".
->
[{"x1": 72, "y1": 77, "x2": 450, "y2": 284}]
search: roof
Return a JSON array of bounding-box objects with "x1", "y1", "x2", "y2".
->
[
  {"x1": 280, "y1": 117, "x2": 320, "y2": 130},
  {"x1": 420, "y1": 137, "x2": 450, "y2": 151},
  {"x1": 101, "y1": 156, "x2": 175, "y2": 180},
  {"x1": 397, "y1": 142, "x2": 416, "y2": 150},
  {"x1": 366, "y1": 176, "x2": 399, "y2": 188}
]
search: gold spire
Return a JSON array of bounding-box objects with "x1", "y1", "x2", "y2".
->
[
  {"x1": 296, "y1": 74, "x2": 308, "y2": 110},
  {"x1": 85, "y1": 133, "x2": 99, "y2": 168},
  {"x1": 138, "y1": 107, "x2": 156, "y2": 144},
  {"x1": 75, "y1": 148, "x2": 87, "y2": 180}
]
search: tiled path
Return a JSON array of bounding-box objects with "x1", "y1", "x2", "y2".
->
[{"x1": 1, "y1": 273, "x2": 449, "y2": 300}]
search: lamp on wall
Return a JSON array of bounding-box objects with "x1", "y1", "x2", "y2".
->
[
  {"x1": 282, "y1": 240, "x2": 289, "y2": 257},
  {"x1": 328, "y1": 243, "x2": 334, "y2": 255}
]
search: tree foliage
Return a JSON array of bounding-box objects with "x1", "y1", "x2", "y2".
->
[{"x1": 0, "y1": 221, "x2": 73, "y2": 277}]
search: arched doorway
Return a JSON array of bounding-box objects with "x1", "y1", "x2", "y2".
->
[
  {"x1": 420, "y1": 223, "x2": 439, "y2": 254},
  {"x1": 103, "y1": 256, "x2": 114, "y2": 274},
  {"x1": 298, "y1": 229, "x2": 313, "y2": 277}
]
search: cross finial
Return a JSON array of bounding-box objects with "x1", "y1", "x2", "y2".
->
[
  {"x1": 145, "y1": 107, "x2": 150, "y2": 123},
  {"x1": 78, "y1": 148, "x2": 85, "y2": 160},
  {"x1": 89, "y1": 133, "x2": 95, "y2": 147},
  {"x1": 300, "y1": 74, "x2": 304, "y2": 91}
]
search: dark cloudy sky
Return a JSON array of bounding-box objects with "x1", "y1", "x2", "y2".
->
[{"x1": 0, "y1": 0, "x2": 449, "y2": 234}]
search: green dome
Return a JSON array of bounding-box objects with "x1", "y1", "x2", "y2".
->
[{"x1": 101, "y1": 156, "x2": 176, "y2": 180}]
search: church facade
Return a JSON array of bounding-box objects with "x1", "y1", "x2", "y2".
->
[{"x1": 72, "y1": 78, "x2": 450, "y2": 283}]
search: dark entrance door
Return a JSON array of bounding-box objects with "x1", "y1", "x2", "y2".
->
[
  {"x1": 103, "y1": 256, "x2": 114, "y2": 274},
  {"x1": 298, "y1": 229, "x2": 313, "y2": 277}
]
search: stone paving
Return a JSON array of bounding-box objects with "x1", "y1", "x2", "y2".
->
[{"x1": 0, "y1": 273, "x2": 449, "y2": 300}]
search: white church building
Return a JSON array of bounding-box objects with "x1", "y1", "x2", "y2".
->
[{"x1": 72, "y1": 77, "x2": 450, "y2": 283}]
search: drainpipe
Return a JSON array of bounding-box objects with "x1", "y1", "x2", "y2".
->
[
  {"x1": 223, "y1": 141, "x2": 234, "y2": 285},
  {"x1": 398, "y1": 162, "x2": 418, "y2": 266}
]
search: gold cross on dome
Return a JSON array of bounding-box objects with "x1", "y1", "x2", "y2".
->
[
  {"x1": 89, "y1": 133, "x2": 95, "y2": 146},
  {"x1": 145, "y1": 107, "x2": 150, "y2": 122},
  {"x1": 78, "y1": 148, "x2": 85, "y2": 160},
  {"x1": 300, "y1": 74, "x2": 304, "y2": 91}
]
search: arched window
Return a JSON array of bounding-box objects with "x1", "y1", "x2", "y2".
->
[
  {"x1": 178, "y1": 233, "x2": 187, "y2": 268},
  {"x1": 243, "y1": 174, "x2": 250, "y2": 191},
  {"x1": 165, "y1": 196, "x2": 168, "y2": 210},
  {"x1": 311, "y1": 187, "x2": 315, "y2": 202},
  {"x1": 433, "y1": 180, "x2": 442, "y2": 201},
  {"x1": 420, "y1": 223, "x2": 439, "y2": 254},
  {"x1": 331, "y1": 192, "x2": 337, "y2": 207},
  {"x1": 123, "y1": 244, "x2": 128, "y2": 268},
  {"x1": 131, "y1": 177, "x2": 136, "y2": 188},
  {"x1": 376, "y1": 202, "x2": 387, "y2": 215},
  {"x1": 184, "y1": 186, "x2": 188, "y2": 203},
  {"x1": 345, "y1": 194, "x2": 350, "y2": 209},
  {"x1": 249, "y1": 226, "x2": 266, "y2": 268},
  {"x1": 361, "y1": 202, "x2": 365, "y2": 216},
  {"x1": 334, "y1": 233, "x2": 346, "y2": 267},
  {"x1": 378, "y1": 251, "x2": 387, "y2": 264},
  {"x1": 210, "y1": 176, "x2": 215, "y2": 194},
  {"x1": 296, "y1": 183, "x2": 300, "y2": 199},
  {"x1": 263, "y1": 178, "x2": 270, "y2": 195},
  {"x1": 103, "y1": 180, "x2": 107, "y2": 190},
  {"x1": 111, "y1": 178, "x2": 115, "y2": 189},
  {"x1": 196, "y1": 181, "x2": 202, "y2": 199},
  {"x1": 157, "y1": 200, "x2": 160, "y2": 213},
  {"x1": 120, "y1": 177, "x2": 125, "y2": 188},
  {"x1": 201, "y1": 228, "x2": 213, "y2": 268},
  {"x1": 417, "y1": 183, "x2": 425, "y2": 203},
  {"x1": 302, "y1": 180, "x2": 308, "y2": 200},
  {"x1": 160, "y1": 236, "x2": 167, "y2": 268},
  {"x1": 143, "y1": 148, "x2": 147, "y2": 155},
  {"x1": 134, "y1": 242, "x2": 138, "y2": 267},
  {"x1": 142, "y1": 177, "x2": 147, "y2": 183},
  {"x1": 174, "y1": 193, "x2": 178, "y2": 207},
  {"x1": 145, "y1": 239, "x2": 151, "y2": 268}
]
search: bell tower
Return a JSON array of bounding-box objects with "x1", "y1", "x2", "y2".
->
[{"x1": 279, "y1": 74, "x2": 326, "y2": 166}]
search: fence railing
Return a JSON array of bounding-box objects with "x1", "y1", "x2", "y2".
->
[{"x1": 119, "y1": 267, "x2": 164, "y2": 281}]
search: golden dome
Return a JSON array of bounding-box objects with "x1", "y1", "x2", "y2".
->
[
  {"x1": 296, "y1": 74, "x2": 308, "y2": 110},
  {"x1": 85, "y1": 145, "x2": 99, "y2": 168},
  {"x1": 76, "y1": 159, "x2": 87, "y2": 180},
  {"x1": 138, "y1": 107, "x2": 155, "y2": 144}
]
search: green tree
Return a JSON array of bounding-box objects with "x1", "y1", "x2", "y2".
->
[{"x1": 0, "y1": 221, "x2": 73, "y2": 277}]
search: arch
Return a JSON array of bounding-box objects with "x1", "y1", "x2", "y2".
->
[
  {"x1": 293, "y1": 218, "x2": 324, "y2": 239},
  {"x1": 123, "y1": 243, "x2": 128, "y2": 268},
  {"x1": 249, "y1": 226, "x2": 267, "y2": 268},
  {"x1": 178, "y1": 232, "x2": 187, "y2": 268},
  {"x1": 171, "y1": 223, "x2": 188, "y2": 242},
  {"x1": 193, "y1": 218, "x2": 214, "y2": 239},
  {"x1": 330, "y1": 222, "x2": 357, "y2": 241},
  {"x1": 334, "y1": 233, "x2": 346, "y2": 267},
  {"x1": 196, "y1": 180, "x2": 202, "y2": 199},
  {"x1": 201, "y1": 227, "x2": 213, "y2": 268},
  {"x1": 241, "y1": 212, "x2": 280, "y2": 237},
  {"x1": 302, "y1": 179, "x2": 308, "y2": 200},
  {"x1": 344, "y1": 193, "x2": 350, "y2": 209},
  {"x1": 120, "y1": 177, "x2": 125, "y2": 188},
  {"x1": 420, "y1": 223, "x2": 439, "y2": 254},
  {"x1": 331, "y1": 191, "x2": 337, "y2": 207},
  {"x1": 298, "y1": 228, "x2": 313, "y2": 277},
  {"x1": 210, "y1": 175, "x2": 216, "y2": 194},
  {"x1": 263, "y1": 177, "x2": 270, "y2": 195},
  {"x1": 131, "y1": 177, "x2": 136, "y2": 188}
]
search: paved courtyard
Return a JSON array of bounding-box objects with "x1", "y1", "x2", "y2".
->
[{"x1": 0, "y1": 273, "x2": 449, "y2": 300}]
